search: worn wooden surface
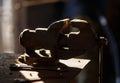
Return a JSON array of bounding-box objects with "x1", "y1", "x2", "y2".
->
[
  {"x1": 0, "y1": 53, "x2": 20, "y2": 83},
  {"x1": 0, "y1": 51, "x2": 98, "y2": 83},
  {"x1": 0, "y1": 53, "x2": 83, "y2": 83}
]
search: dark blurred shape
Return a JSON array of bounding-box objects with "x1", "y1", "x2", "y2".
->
[
  {"x1": 26, "y1": 1, "x2": 64, "y2": 29},
  {"x1": 61, "y1": 0, "x2": 120, "y2": 83},
  {"x1": 62, "y1": 0, "x2": 109, "y2": 19}
]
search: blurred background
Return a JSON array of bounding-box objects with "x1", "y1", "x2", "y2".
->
[{"x1": 0, "y1": 0, "x2": 120, "y2": 83}]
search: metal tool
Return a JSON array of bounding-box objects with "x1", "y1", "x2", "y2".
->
[
  {"x1": 9, "y1": 63, "x2": 67, "y2": 72},
  {"x1": 19, "y1": 18, "x2": 97, "y2": 66}
]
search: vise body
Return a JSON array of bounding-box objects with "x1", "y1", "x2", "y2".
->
[{"x1": 18, "y1": 18, "x2": 97, "y2": 66}]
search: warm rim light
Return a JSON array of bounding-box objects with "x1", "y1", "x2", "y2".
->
[
  {"x1": 59, "y1": 58, "x2": 91, "y2": 69},
  {"x1": 32, "y1": 81, "x2": 45, "y2": 83},
  {"x1": 16, "y1": 59, "x2": 44, "y2": 83},
  {"x1": 20, "y1": 71, "x2": 41, "y2": 81},
  {"x1": 71, "y1": 19, "x2": 88, "y2": 23}
]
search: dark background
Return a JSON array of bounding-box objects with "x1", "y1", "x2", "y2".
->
[{"x1": 0, "y1": 0, "x2": 120, "y2": 83}]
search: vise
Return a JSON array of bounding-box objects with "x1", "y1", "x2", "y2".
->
[{"x1": 18, "y1": 18, "x2": 97, "y2": 66}]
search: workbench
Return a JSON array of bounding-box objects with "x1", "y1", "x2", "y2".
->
[{"x1": 0, "y1": 52, "x2": 98, "y2": 83}]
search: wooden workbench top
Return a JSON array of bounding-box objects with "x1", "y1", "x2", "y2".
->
[{"x1": 0, "y1": 53, "x2": 91, "y2": 83}]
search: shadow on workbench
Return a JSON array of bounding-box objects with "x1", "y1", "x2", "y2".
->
[{"x1": 0, "y1": 45, "x2": 98, "y2": 83}]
